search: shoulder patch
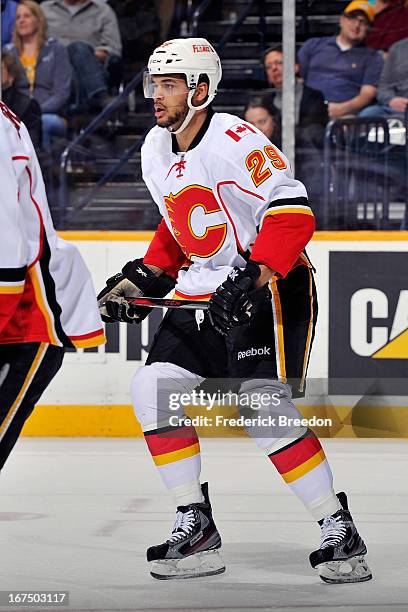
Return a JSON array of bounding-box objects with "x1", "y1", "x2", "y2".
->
[{"x1": 225, "y1": 122, "x2": 256, "y2": 142}]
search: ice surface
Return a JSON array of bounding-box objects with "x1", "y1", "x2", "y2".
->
[{"x1": 1, "y1": 438, "x2": 407, "y2": 611}]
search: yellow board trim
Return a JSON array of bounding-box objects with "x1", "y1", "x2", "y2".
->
[
  {"x1": 21, "y1": 404, "x2": 142, "y2": 437},
  {"x1": 56, "y1": 230, "x2": 408, "y2": 242},
  {"x1": 152, "y1": 442, "x2": 200, "y2": 466},
  {"x1": 312, "y1": 231, "x2": 408, "y2": 241},
  {"x1": 281, "y1": 448, "x2": 326, "y2": 483},
  {"x1": 0, "y1": 285, "x2": 24, "y2": 294},
  {"x1": 20, "y1": 404, "x2": 408, "y2": 437},
  {"x1": 58, "y1": 231, "x2": 155, "y2": 241}
]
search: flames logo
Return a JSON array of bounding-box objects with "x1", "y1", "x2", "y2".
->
[{"x1": 164, "y1": 185, "x2": 227, "y2": 259}]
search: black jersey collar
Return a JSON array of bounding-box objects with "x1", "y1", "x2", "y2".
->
[{"x1": 171, "y1": 107, "x2": 214, "y2": 154}]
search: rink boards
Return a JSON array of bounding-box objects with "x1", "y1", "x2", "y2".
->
[{"x1": 22, "y1": 230, "x2": 408, "y2": 438}]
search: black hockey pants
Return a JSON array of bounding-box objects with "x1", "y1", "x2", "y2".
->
[{"x1": 0, "y1": 342, "x2": 64, "y2": 471}]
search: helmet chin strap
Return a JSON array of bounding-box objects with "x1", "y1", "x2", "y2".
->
[
  {"x1": 168, "y1": 107, "x2": 196, "y2": 135},
  {"x1": 167, "y1": 88, "x2": 209, "y2": 135}
]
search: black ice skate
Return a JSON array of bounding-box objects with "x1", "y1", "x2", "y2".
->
[
  {"x1": 309, "y1": 492, "x2": 372, "y2": 583},
  {"x1": 147, "y1": 482, "x2": 225, "y2": 580}
]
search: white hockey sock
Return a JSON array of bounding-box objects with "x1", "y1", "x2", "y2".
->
[
  {"x1": 131, "y1": 362, "x2": 205, "y2": 506},
  {"x1": 172, "y1": 478, "x2": 205, "y2": 506},
  {"x1": 268, "y1": 429, "x2": 341, "y2": 521},
  {"x1": 307, "y1": 490, "x2": 342, "y2": 522}
]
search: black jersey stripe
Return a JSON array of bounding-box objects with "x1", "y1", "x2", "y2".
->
[
  {"x1": 266, "y1": 196, "x2": 310, "y2": 210},
  {"x1": 39, "y1": 233, "x2": 74, "y2": 348},
  {"x1": 0, "y1": 266, "x2": 27, "y2": 282}
]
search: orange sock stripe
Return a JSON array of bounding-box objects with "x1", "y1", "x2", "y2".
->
[
  {"x1": 280, "y1": 449, "x2": 326, "y2": 483},
  {"x1": 269, "y1": 430, "x2": 322, "y2": 473},
  {"x1": 152, "y1": 442, "x2": 200, "y2": 466},
  {"x1": 144, "y1": 425, "x2": 198, "y2": 456}
]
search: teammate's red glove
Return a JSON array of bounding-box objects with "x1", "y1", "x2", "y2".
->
[{"x1": 208, "y1": 262, "x2": 261, "y2": 336}]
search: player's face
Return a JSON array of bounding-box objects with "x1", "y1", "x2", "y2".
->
[
  {"x1": 151, "y1": 76, "x2": 190, "y2": 130},
  {"x1": 264, "y1": 51, "x2": 283, "y2": 87},
  {"x1": 245, "y1": 106, "x2": 276, "y2": 141},
  {"x1": 16, "y1": 5, "x2": 39, "y2": 38}
]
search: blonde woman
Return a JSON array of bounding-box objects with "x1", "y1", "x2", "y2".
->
[
  {"x1": 5, "y1": 0, "x2": 72, "y2": 150},
  {"x1": 1, "y1": 49, "x2": 42, "y2": 148}
]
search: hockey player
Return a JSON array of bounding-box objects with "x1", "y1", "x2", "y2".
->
[
  {"x1": 97, "y1": 38, "x2": 371, "y2": 584},
  {"x1": 0, "y1": 101, "x2": 105, "y2": 473}
]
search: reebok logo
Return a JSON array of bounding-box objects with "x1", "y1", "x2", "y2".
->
[
  {"x1": 237, "y1": 346, "x2": 271, "y2": 360},
  {"x1": 135, "y1": 267, "x2": 147, "y2": 277}
]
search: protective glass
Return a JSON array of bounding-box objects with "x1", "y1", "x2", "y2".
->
[{"x1": 143, "y1": 71, "x2": 190, "y2": 99}]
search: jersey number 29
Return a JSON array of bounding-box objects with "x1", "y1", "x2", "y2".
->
[{"x1": 245, "y1": 145, "x2": 286, "y2": 187}]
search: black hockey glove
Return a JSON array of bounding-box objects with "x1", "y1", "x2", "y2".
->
[
  {"x1": 97, "y1": 259, "x2": 175, "y2": 324},
  {"x1": 208, "y1": 262, "x2": 262, "y2": 336}
]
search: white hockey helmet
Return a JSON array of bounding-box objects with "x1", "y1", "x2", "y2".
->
[{"x1": 144, "y1": 38, "x2": 222, "y2": 133}]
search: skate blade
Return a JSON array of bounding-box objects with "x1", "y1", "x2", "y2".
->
[
  {"x1": 150, "y1": 549, "x2": 225, "y2": 580},
  {"x1": 316, "y1": 555, "x2": 372, "y2": 584}
]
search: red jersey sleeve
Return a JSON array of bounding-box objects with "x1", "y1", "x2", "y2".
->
[
  {"x1": 250, "y1": 206, "x2": 315, "y2": 278},
  {"x1": 144, "y1": 219, "x2": 188, "y2": 279}
]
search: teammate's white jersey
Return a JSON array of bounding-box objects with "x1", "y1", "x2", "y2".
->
[
  {"x1": 142, "y1": 112, "x2": 313, "y2": 298},
  {"x1": 0, "y1": 102, "x2": 105, "y2": 347}
]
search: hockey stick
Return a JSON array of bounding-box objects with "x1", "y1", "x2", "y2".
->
[{"x1": 125, "y1": 296, "x2": 210, "y2": 310}]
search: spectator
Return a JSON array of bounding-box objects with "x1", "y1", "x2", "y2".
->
[
  {"x1": 1, "y1": 0, "x2": 17, "y2": 48},
  {"x1": 5, "y1": 0, "x2": 72, "y2": 152},
  {"x1": 154, "y1": 0, "x2": 175, "y2": 41},
  {"x1": 263, "y1": 44, "x2": 328, "y2": 142},
  {"x1": 298, "y1": 1, "x2": 383, "y2": 119},
  {"x1": 1, "y1": 49, "x2": 42, "y2": 148},
  {"x1": 108, "y1": 0, "x2": 160, "y2": 65},
  {"x1": 41, "y1": 0, "x2": 122, "y2": 111},
  {"x1": 263, "y1": 45, "x2": 330, "y2": 224},
  {"x1": 244, "y1": 95, "x2": 281, "y2": 146},
  {"x1": 360, "y1": 37, "x2": 408, "y2": 117},
  {"x1": 366, "y1": 0, "x2": 408, "y2": 52}
]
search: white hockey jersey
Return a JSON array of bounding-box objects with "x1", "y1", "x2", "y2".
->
[
  {"x1": 0, "y1": 102, "x2": 105, "y2": 348},
  {"x1": 142, "y1": 111, "x2": 314, "y2": 299}
]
